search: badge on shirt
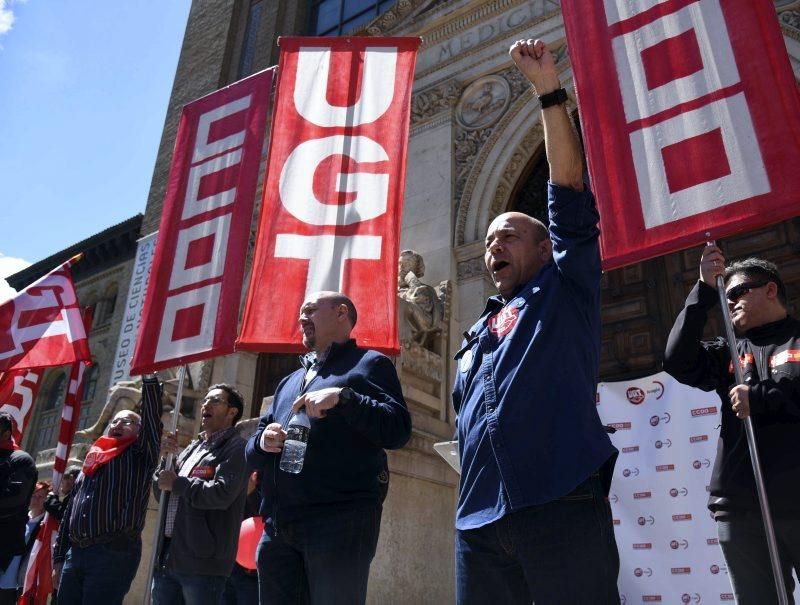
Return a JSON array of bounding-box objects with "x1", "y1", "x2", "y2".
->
[
  {"x1": 487, "y1": 305, "x2": 520, "y2": 338},
  {"x1": 190, "y1": 465, "x2": 215, "y2": 479},
  {"x1": 460, "y1": 348, "x2": 473, "y2": 372}
]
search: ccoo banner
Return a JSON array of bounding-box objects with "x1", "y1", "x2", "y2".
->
[
  {"x1": 131, "y1": 68, "x2": 274, "y2": 374},
  {"x1": 237, "y1": 37, "x2": 421, "y2": 355},
  {"x1": 597, "y1": 371, "x2": 800, "y2": 603},
  {"x1": 561, "y1": 0, "x2": 800, "y2": 269}
]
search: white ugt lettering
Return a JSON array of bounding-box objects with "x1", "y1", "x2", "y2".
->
[
  {"x1": 275, "y1": 234, "x2": 382, "y2": 295},
  {"x1": 294, "y1": 47, "x2": 397, "y2": 127},
  {"x1": 0, "y1": 371, "x2": 40, "y2": 431},
  {"x1": 279, "y1": 135, "x2": 389, "y2": 226}
]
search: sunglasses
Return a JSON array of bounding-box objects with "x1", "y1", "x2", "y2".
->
[{"x1": 725, "y1": 281, "x2": 768, "y2": 303}]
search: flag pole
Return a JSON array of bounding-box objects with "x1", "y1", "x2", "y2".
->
[
  {"x1": 143, "y1": 364, "x2": 187, "y2": 605},
  {"x1": 709, "y1": 241, "x2": 788, "y2": 604}
]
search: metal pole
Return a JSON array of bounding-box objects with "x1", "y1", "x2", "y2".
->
[
  {"x1": 143, "y1": 365, "x2": 187, "y2": 605},
  {"x1": 712, "y1": 271, "x2": 788, "y2": 604}
]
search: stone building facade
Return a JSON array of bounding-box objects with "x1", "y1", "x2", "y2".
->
[{"x1": 8, "y1": 1, "x2": 800, "y2": 603}]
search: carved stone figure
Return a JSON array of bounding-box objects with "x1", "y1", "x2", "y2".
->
[{"x1": 398, "y1": 250, "x2": 449, "y2": 351}]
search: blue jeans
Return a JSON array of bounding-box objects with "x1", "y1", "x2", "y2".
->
[
  {"x1": 257, "y1": 506, "x2": 381, "y2": 605},
  {"x1": 718, "y1": 513, "x2": 800, "y2": 605},
  {"x1": 456, "y1": 472, "x2": 620, "y2": 604},
  {"x1": 58, "y1": 537, "x2": 141, "y2": 605},
  {"x1": 152, "y1": 567, "x2": 226, "y2": 605}
]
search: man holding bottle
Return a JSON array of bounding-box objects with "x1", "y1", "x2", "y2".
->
[{"x1": 245, "y1": 290, "x2": 411, "y2": 605}]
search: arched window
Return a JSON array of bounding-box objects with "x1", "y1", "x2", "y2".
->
[
  {"x1": 44, "y1": 372, "x2": 67, "y2": 411},
  {"x1": 31, "y1": 371, "x2": 67, "y2": 452},
  {"x1": 309, "y1": 0, "x2": 394, "y2": 36},
  {"x1": 82, "y1": 364, "x2": 100, "y2": 402}
]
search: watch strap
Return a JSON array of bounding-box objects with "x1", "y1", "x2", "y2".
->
[{"x1": 538, "y1": 87, "x2": 568, "y2": 109}]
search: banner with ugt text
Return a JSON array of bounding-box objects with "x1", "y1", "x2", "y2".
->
[
  {"x1": 0, "y1": 254, "x2": 90, "y2": 373},
  {"x1": 237, "y1": 37, "x2": 420, "y2": 355},
  {"x1": 562, "y1": 0, "x2": 800, "y2": 270},
  {"x1": 131, "y1": 68, "x2": 274, "y2": 374}
]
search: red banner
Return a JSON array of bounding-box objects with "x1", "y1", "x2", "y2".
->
[
  {"x1": 0, "y1": 254, "x2": 90, "y2": 372},
  {"x1": 131, "y1": 68, "x2": 274, "y2": 374},
  {"x1": 0, "y1": 368, "x2": 45, "y2": 442},
  {"x1": 237, "y1": 37, "x2": 420, "y2": 355},
  {"x1": 562, "y1": 0, "x2": 800, "y2": 269}
]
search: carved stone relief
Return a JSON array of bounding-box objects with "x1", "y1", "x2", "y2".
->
[
  {"x1": 455, "y1": 75, "x2": 511, "y2": 130},
  {"x1": 398, "y1": 250, "x2": 451, "y2": 353},
  {"x1": 411, "y1": 80, "x2": 461, "y2": 125}
]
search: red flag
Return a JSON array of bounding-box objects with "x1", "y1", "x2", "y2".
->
[
  {"x1": 237, "y1": 37, "x2": 420, "y2": 355},
  {"x1": 0, "y1": 254, "x2": 90, "y2": 371},
  {"x1": 0, "y1": 368, "x2": 45, "y2": 442},
  {"x1": 20, "y1": 309, "x2": 93, "y2": 605},
  {"x1": 561, "y1": 0, "x2": 800, "y2": 269},
  {"x1": 130, "y1": 68, "x2": 274, "y2": 374}
]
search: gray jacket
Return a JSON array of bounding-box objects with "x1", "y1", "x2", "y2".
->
[{"x1": 153, "y1": 429, "x2": 248, "y2": 577}]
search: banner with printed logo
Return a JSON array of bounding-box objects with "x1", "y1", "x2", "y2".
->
[
  {"x1": 237, "y1": 37, "x2": 421, "y2": 355},
  {"x1": 562, "y1": 0, "x2": 800, "y2": 270},
  {"x1": 0, "y1": 254, "x2": 90, "y2": 373},
  {"x1": 131, "y1": 68, "x2": 274, "y2": 374},
  {"x1": 597, "y1": 371, "x2": 800, "y2": 603}
]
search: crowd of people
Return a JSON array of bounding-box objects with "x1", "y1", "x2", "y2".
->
[{"x1": 1, "y1": 37, "x2": 798, "y2": 605}]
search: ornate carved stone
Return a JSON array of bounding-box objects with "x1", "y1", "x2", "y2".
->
[
  {"x1": 365, "y1": 0, "x2": 427, "y2": 35},
  {"x1": 778, "y1": 8, "x2": 800, "y2": 37},
  {"x1": 455, "y1": 75, "x2": 511, "y2": 130},
  {"x1": 398, "y1": 250, "x2": 451, "y2": 352},
  {"x1": 400, "y1": 340, "x2": 444, "y2": 383},
  {"x1": 411, "y1": 81, "x2": 461, "y2": 125},
  {"x1": 457, "y1": 257, "x2": 486, "y2": 282}
]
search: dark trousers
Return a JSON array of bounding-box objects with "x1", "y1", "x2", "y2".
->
[
  {"x1": 222, "y1": 564, "x2": 259, "y2": 604},
  {"x1": 455, "y1": 472, "x2": 620, "y2": 605},
  {"x1": 58, "y1": 537, "x2": 141, "y2": 605},
  {"x1": 718, "y1": 513, "x2": 800, "y2": 604},
  {"x1": 151, "y1": 567, "x2": 226, "y2": 605},
  {"x1": 257, "y1": 506, "x2": 382, "y2": 605}
]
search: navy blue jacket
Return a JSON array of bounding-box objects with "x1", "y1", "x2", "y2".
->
[
  {"x1": 453, "y1": 183, "x2": 617, "y2": 530},
  {"x1": 245, "y1": 339, "x2": 411, "y2": 526}
]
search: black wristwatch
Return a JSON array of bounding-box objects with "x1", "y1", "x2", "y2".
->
[
  {"x1": 339, "y1": 387, "x2": 355, "y2": 406},
  {"x1": 538, "y1": 87, "x2": 568, "y2": 109}
]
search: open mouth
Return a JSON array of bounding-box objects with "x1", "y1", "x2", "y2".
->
[
  {"x1": 492, "y1": 260, "x2": 510, "y2": 273},
  {"x1": 201, "y1": 411, "x2": 213, "y2": 421}
]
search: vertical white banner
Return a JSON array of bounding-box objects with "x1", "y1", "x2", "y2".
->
[{"x1": 109, "y1": 232, "x2": 157, "y2": 388}]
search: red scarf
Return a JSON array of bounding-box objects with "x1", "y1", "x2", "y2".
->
[
  {"x1": 0, "y1": 436, "x2": 20, "y2": 451},
  {"x1": 82, "y1": 434, "x2": 137, "y2": 477}
]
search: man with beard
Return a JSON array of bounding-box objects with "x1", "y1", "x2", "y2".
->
[
  {"x1": 664, "y1": 246, "x2": 800, "y2": 603},
  {"x1": 245, "y1": 291, "x2": 411, "y2": 605},
  {"x1": 53, "y1": 376, "x2": 162, "y2": 604}
]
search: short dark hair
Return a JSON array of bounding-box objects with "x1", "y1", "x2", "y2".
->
[
  {"x1": 65, "y1": 466, "x2": 81, "y2": 479},
  {"x1": 0, "y1": 412, "x2": 13, "y2": 436},
  {"x1": 725, "y1": 257, "x2": 787, "y2": 307},
  {"x1": 328, "y1": 294, "x2": 358, "y2": 328},
  {"x1": 209, "y1": 383, "x2": 245, "y2": 424}
]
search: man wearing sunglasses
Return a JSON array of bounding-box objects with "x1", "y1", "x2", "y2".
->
[{"x1": 664, "y1": 244, "x2": 800, "y2": 603}]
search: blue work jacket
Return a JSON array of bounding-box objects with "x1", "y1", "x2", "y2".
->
[{"x1": 452, "y1": 183, "x2": 617, "y2": 530}]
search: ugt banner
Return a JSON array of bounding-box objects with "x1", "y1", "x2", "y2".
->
[
  {"x1": 0, "y1": 368, "x2": 45, "y2": 443},
  {"x1": 0, "y1": 254, "x2": 90, "y2": 372},
  {"x1": 131, "y1": 68, "x2": 274, "y2": 374},
  {"x1": 562, "y1": 0, "x2": 800, "y2": 269},
  {"x1": 237, "y1": 37, "x2": 420, "y2": 355}
]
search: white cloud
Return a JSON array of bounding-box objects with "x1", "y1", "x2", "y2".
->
[
  {"x1": 0, "y1": 0, "x2": 15, "y2": 38},
  {"x1": 0, "y1": 253, "x2": 32, "y2": 303}
]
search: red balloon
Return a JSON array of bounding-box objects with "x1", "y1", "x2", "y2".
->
[{"x1": 236, "y1": 516, "x2": 262, "y2": 570}]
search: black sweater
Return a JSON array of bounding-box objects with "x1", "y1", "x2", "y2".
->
[{"x1": 664, "y1": 281, "x2": 800, "y2": 518}]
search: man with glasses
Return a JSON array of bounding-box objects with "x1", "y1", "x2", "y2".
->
[
  {"x1": 152, "y1": 383, "x2": 249, "y2": 604},
  {"x1": 664, "y1": 244, "x2": 800, "y2": 603},
  {"x1": 53, "y1": 376, "x2": 162, "y2": 604}
]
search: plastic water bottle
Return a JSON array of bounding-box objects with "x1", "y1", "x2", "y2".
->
[{"x1": 279, "y1": 410, "x2": 311, "y2": 474}]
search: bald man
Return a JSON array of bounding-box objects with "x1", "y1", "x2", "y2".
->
[
  {"x1": 245, "y1": 291, "x2": 411, "y2": 605},
  {"x1": 451, "y1": 39, "x2": 619, "y2": 604}
]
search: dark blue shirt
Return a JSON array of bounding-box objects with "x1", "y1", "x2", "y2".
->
[{"x1": 452, "y1": 183, "x2": 617, "y2": 530}]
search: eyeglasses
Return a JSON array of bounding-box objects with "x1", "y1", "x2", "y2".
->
[
  {"x1": 725, "y1": 281, "x2": 768, "y2": 303},
  {"x1": 109, "y1": 417, "x2": 139, "y2": 427}
]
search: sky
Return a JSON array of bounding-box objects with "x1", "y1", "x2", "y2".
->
[{"x1": 0, "y1": 0, "x2": 191, "y2": 301}]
